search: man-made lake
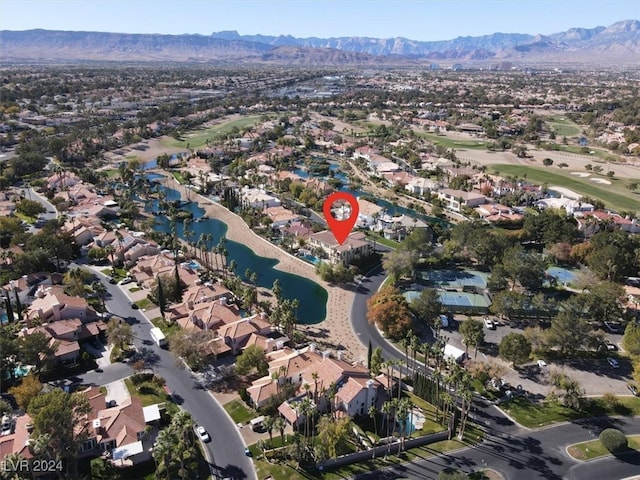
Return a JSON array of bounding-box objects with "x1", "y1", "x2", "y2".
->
[
  {"x1": 294, "y1": 161, "x2": 447, "y2": 226},
  {"x1": 147, "y1": 186, "x2": 328, "y2": 324}
]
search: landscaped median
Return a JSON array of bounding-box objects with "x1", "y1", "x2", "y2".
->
[
  {"x1": 567, "y1": 434, "x2": 640, "y2": 461},
  {"x1": 220, "y1": 387, "x2": 484, "y2": 480}
]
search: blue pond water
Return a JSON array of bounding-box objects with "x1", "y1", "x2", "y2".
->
[
  {"x1": 293, "y1": 161, "x2": 445, "y2": 226},
  {"x1": 148, "y1": 186, "x2": 327, "y2": 324}
]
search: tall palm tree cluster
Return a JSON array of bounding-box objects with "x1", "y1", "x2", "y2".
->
[{"x1": 151, "y1": 410, "x2": 200, "y2": 480}]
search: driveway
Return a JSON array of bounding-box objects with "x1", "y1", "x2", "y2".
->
[
  {"x1": 105, "y1": 379, "x2": 131, "y2": 407},
  {"x1": 83, "y1": 342, "x2": 113, "y2": 369}
]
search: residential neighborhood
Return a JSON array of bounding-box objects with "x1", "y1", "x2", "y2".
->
[{"x1": 1, "y1": 12, "x2": 640, "y2": 480}]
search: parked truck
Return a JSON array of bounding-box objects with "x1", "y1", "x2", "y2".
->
[{"x1": 149, "y1": 327, "x2": 167, "y2": 348}]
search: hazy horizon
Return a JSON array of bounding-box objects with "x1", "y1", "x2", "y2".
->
[{"x1": 1, "y1": 0, "x2": 638, "y2": 42}]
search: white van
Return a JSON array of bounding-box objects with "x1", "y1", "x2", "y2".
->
[
  {"x1": 149, "y1": 327, "x2": 167, "y2": 348},
  {"x1": 250, "y1": 415, "x2": 266, "y2": 431}
]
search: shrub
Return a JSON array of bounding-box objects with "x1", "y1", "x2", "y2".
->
[
  {"x1": 599, "y1": 428, "x2": 628, "y2": 453},
  {"x1": 602, "y1": 392, "x2": 618, "y2": 410},
  {"x1": 239, "y1": 387, "x2": 249, "y2": 404}
]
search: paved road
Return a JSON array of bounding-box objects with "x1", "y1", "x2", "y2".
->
[
  {"x1": 350, "y1": 266, "x2": 640, "y2": 480},
  {"x1": 79, "y1": 267, "x2": 256, "y2": 480}
]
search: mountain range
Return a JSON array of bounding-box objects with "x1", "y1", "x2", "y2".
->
[{"x1": 1, "y1": 20, "x2": 638, "y2": 66}]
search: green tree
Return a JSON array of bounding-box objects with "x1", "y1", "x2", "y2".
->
[
  {"x1": 27, "y1": 388, "x2": 92, "y2": 472},
  {"x1": 235, "y1": 344, "x2": 268, "y2": 376},
  {"x1": 370, "y1": 347, "x2": 384, "y2": 375},
  {"x1": 459, "y1": 319, "x2": 485, "y2": 359},
  {"x1": 382, "y1": 249, "x2": 417, "y2": 283},
  {"x1": 91, "y1": 281, "x2": 109, "y2": 313},
  {"x1": 106, "y1": 318, "x2": 133, "y2": 351},
  {"x1": 499, "y1": 333, "x2": 531, "y2": 367},
  {"x1": 622, "y1": 322, "x2": 640, "y2": 356},
  {"x1": 584, "y1": 281, "x2": 624, "y2": 323},
  {"x1": 157, "y1": 277, "x2": 166, "y2": 319},
  {"x1": 19, "y1": 332, "x2": 56, "y2": 373},
  {"x1": 169, "y1": 330, "x2": 215, "y2": 371},
  {"x1": 16, "y1": 199, "x2": 46, "y2": 218},
  {"x1": 410, "y1": 288, "x2": 442, "y2": 330},
  {"x1": 548, "y1": 310, "x2": 592, "y2": 356},
  {"x1": 599, "y1": 428, "x2": 628, "y2": 453}
]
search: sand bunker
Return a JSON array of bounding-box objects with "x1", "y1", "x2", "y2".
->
[
  {"x1": 590, "y1": 178, "x2": 612, "y2": 185},
  {"x1": 571, "y1": 172, "x2": 591, "y2": 177}
]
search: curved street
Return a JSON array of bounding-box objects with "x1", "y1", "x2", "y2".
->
[
  {"x1": 77, "y1": 266, "x2": 256, "y2": 480},
  {"x1": 350, "y1": 265, "x2": 640, "y2": 480}
]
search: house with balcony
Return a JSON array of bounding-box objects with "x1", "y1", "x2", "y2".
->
[
  {"x1": 78, "y1": 386, "x2": 160, "y2": 466},
  {"x1": 437, "y1": 188, "x2": 487, "y2": 213},
  {"x1": 247, "y1": 344, "x2": 387, "y2": 423},
  {"x1": 308, "y1": 231, "x2": 373, "y2": 266}
]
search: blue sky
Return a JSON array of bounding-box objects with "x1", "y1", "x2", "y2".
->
[{"x1": 1, "y1": 0, "x2": 638, "y2": 41}]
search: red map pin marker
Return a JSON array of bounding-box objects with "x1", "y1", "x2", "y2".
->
[{"x1": 323, "y1": 192, "x2": 359, "y2": 245}]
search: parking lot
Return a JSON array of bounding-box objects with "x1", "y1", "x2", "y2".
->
[{"x1": 444, "y1": 316, "x2": 632, "y2": 397}]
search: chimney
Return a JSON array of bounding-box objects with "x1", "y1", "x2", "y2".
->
[
  {"x1": 309, "y1": 343, "x2": 317, "y2": 353},
  {"x1": 337, "y1": 351, "x2": 343, "y2": 361},
  {"x1": 322, "y1": 351, "x2": 330, "y2": 360},
  {"x1": 187, "y1": 301, "x2": 194, "y2": 310}
]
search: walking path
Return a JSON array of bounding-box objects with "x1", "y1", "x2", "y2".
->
[{"x1": 162, "y1": 175, "x2": 368, "y2": 363}]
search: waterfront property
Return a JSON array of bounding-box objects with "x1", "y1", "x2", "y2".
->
[{"x1": 308, "y1": 230, "x2": 373, "y2": 266}]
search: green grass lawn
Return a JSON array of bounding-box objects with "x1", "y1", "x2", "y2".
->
[
  {"x1": 546, "y1": 116, "x2": 582, "y2": 137},
  {"x1": 124, "y1": 377, "x2": 178, "y2": 416},
  {"x1": 14, "y1": 212, "x2": 37, "y2": 224},
  {"x1": 568, "y1": 435, "x2": 640, "y2": 460},
  {"x1": 223, "y1": 399, "x2": 255, "y2": 424},
  {"x1": 103, "y1": 169, "x2": 121, "y2": 179},
  {"x1": 502, "y1": 396, "x2": 640, "y2": 429},
  {"x1": 171, "y1": 171, "x2": 185, "y2": 184},
  {"x1": 414, "y1": 131, "x2": 488, "y2": 150},
  {"x1": 135, "y1": 297, "x2": 156, "y2": 311},
  {"x1": 149, "y1": 316, "x2": 181, "y2": 337},
  {"x1": 364, "y1": 231, "x2": 400, "y2": 249},
  {"x1": 160, "y1": 115, "x2": 269, "y2": 149},
  {"x1": 488, "y1": 163, "x2": 640, "y2": 212}
]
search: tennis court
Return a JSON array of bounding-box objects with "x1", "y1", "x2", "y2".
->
[
  {"x1": 438, "y1": 291, "x2": 491, "y2": 308},
  {"x1": 403, "y1": 288, "x2": 491, "y2": 310},
  {"x1": 546, "y1": 267, "x2": 578, "y2": 285},
  {"x1": 418, "y1": 269, "x2": 488, "y2": 289}
]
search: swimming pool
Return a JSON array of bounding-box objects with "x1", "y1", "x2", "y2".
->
[
  {"x1": 302, "y1": 254, "x2": 320, "y2": 265},
  {"x1": 186, "y1": 261, "x2": 202, "y2": 270}
]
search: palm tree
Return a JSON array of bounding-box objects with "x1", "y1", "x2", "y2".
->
[
  {"x1": 152, "y1": 429, "x2": 174, "y2": 480},
  {"x1": 381, "y1": 401, "x2": 394, "y2": 455},
  {"x1": 368, "y1": 405, "x2": 378, "y2": 440},
  {"x1": 263, "y1": 415, "x2": 275, "y2": 446},
  {"x1": 274, "y1": 416, "x2": 286, "y2": 446},
  {"x1": 312, "y1": 371, "x2": 319, "y2": 403},
  {"x1": 409, "y1": 333, "x2": 419, "y2": 373},
  {"x1": 91, "y1": 281, "x2": 108, "y2": 313}
]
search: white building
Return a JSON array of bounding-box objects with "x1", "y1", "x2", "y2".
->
[{"x1": 240, "y1": 187, "x2": 281, "y2": 209}]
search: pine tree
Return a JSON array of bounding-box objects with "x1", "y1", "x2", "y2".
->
[
  {"x1": 4, "y1": 296, "x2": 14, "y2": 323},
  {"x1": 367, "y1": 340, "x2": 373, "y2": 371},
  {"x1": 157, "y1": 279, "x2": 166, "y2": 319},
  {"x1": 14, "y1": 289, "x2": 22, "y2": 320}
]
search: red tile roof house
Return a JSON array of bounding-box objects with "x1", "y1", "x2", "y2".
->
[
  {"x1": 309, "y1": 231, "x2": 373, "y2": 266},
  {"x1": 78, "y1": 386, "x2": 160, "y2": 466},
  {"x1": 248, "y1": 344, "x2": 387, "y2": 424},
  {"x1": 23, "y1": 286, "x2": 105, "y2": 366},
  {"x1": 129, "y1": 253, "x2": 199, "y2": 290},
  {"x1": 0, "y1": 413, "x2": 34, "y2": 466}
]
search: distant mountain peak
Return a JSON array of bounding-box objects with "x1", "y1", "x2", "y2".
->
[{"x1": 2, "y1": 20, "x2": 639, "y2": 66}]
